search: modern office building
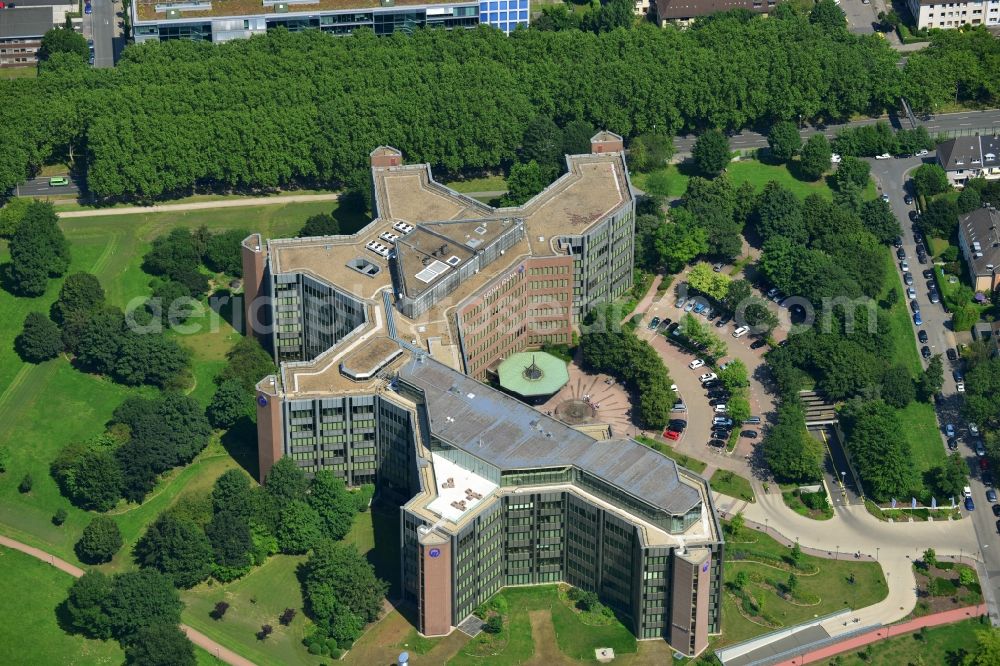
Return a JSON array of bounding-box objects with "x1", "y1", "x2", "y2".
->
[
  {"x1": 131, "y1": 0, "x2": 526, "y2": 44},
  {"x1": 242, "y1": 135, "x2": 722, "y2": 653},
  {"x1": 907, "y1": 0, "x2": 1000, "y2": 30}
]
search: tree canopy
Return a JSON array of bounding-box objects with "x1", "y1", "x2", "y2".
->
[
  {"x1": 75, "y1": 516, "x2": 124, "y2": 564},
  {"x1": 16, "y1": 312, "x2": 64, "y2": 362},
  {"x1": 7, "y1": 201, "x2": 70, "y2": 296}
]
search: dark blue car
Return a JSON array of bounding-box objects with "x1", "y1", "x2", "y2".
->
[
  {"x1": 85, "y1": 1, "x2": 92, "y2": 13},
  {"x1": 965, "y1": 496, "x2": 975, "y2": 512}
]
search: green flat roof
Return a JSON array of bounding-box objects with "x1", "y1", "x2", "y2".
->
[{"x1": 496, "y1": 352, "x2": 569, "y2": 397}]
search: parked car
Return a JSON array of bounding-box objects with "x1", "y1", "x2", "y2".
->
[
  {"x1": 953, "y1": 369, "x2": 964, "y2": 381},
  {"x1": 988, "y1": 489, "x2": 997, "y2": 504},
  {"x1": 896, "y1": 248, "x2": 906, "y2": 260},
  {"x1": 665, "y1": 429, "x2": 681, "y2": 441},
  {"x1": 976, "y1": 441, "x2": 987, "y2": 457},
  {"x1": 712, "y1": 262, "x2": 724, "y2": 272},
  {"x1": 715, "y1": 315, "x2": 731, "y2": 328},
  {"x1": 900, "y1": 260, "x2": 909, "y2": 272},
  {"x1": 733, "y1": 325, "x2": 750, "y2": 338},
  {"x1": 875, "y1": 153, "x2": 892, "y2": 160},
  {"x1": 957, "y1": 381, "x2": 966, "y2": 392},
  {"x1": 699, "y1": 372, "x2": 718, "y2": 383},
  {"x1": 85, "y1": 1, "x2": 92, "y2": 13},
  {"x1": 671, "y1": 401, "x2": 687, "y2": 412},
  {"x1": 766, "y1": 287, "x2": 779, "y2": 300},
  {"x1": 750, "y1": 339, "x2": 767, "y2": 350},
  {"x1": 913, "y1": 312, "x2": 922, "y2": 326},
  {"x1": 918, "y1": 330, "x2": 928, "y2": 343},
  {"x1": 904, "y1": 194, "x2": 913, "y2": 205},
  {"x1": 980, "y1": 457, "x2": 990, "y2": 472},
  {"x1": 693, "y1": 302, "x2": 706, "y2": 314},
  {"x1": 714, "y1": 404, "x2": 728, "y2": 413},
  {"x1": 947, "y1": 437, "x2": 959, "y2": 451},
  {"x1": 907, "y1": 286, "x2": 917, "y2": 299},
  {"x1": 741, "y1": 430, "x2": 759, "y2": 439},
  {"x1": 676, "y1": 297, "x2": 687, "y2": 308},
  {"x1": 881, "y1": 193, "x2": 890, "y2": 203},
  {"x1": 712, "y1": 417, "x2": 734, "y2": 427},
  {"x1": 702, "y1": 379, "x2": 720, "y2": 389},
  {"x1": 965, "y1": 496, "x2": 976, "y2": 511},
  {"x1": 945, "y1": 423, "x2": 956, "y2": 437},
  {"x1": 921, "y1": 346, "x2": 931, "y2": 359},
  {"x1": 914, "y1": 149, "x2": 929, "y2": 157},
  {"x1": 744, "y1": 416, "x2": 762, "y2": 425},
  {"x1": 993, "y1": 504, "x2": 1000, "y2": 517},
  {"x1": 893, "y1": 236, "x2": 903, "y2": 248},
  {"x1": 909, "y1": 300, "x2": 920, "y2": 313},
  {"x1": 831, "y1": 153, "x2": 842, "y2": 163},
  {"x1": 917, "y1": 252, "x2": 927, "y2": 265},
  {"x1": 709, "y1": 439, "x2": 726, "y2": 448},
  {"x1": 702, "y1": 306, "x2": 714, "y2": 319},
  {"x1": 647, "y1": 316, "x2": 661, "y2": 330},
  {"x1": 923, "y1": 269, "x2": 935, "y2": 280},
  {"x1": 711, "y1": 428, "x2": 731, "y2": 439},
  {"x1": 669, "y1": 419, "x2": 687, "y2": 431},
  {"x1": 904, "y1": 272, "x2": 914, "y2": 286},
  {"x1": 689, "y1": 359, "x2": 705, "y2": 369},
  {"x1": 684, "y1": 301, "x2": 695, "y2": 312},
  {"x1": 970, "y1": 423, "x2": 980, "y2": 437},
  {"x1": 48, "y1": 176, "x2": 69, "y2": 187},
  {"x1": 928, "y1": 290, "x2": 940, "y2": 304},
  {"x1": 947, "y1": 349, "x2": 958, "y2": 362},
  {"x1": 658, "y1": 317, "x2": 672, "y2": 330}
]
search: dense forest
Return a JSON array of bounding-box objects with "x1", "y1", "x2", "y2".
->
[{"x1": 2, "y1": 13, "x2": 996, "y2": 202}]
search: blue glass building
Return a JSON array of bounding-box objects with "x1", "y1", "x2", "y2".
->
[{"x1": 479, "y1": 0, "x2": 529, "y2": 34}]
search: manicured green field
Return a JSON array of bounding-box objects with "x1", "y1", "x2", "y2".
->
[
  {"x1": 0, "y1": 66, "x2": 36, "y2": 79},
  {"x1": 441, "y1": 174, "x2": 508, "y2": 194},
  {"x1": 0, "y1": 546, "x2": 123, "y2": 665},
  {"x1": 449, "y1": 585, "x2": 636, "y2": 666},
  {"x1": 630, "y1": 164, "x2": 690, "y2": 199},
  {"x1": 882, "y1": 250, "x2": 922, "y2": 375},
  {"x1": 710, "y1": 469, "x2": 755, "y2": 502},
  {"x1": 0, "y1": 200, "x2": 338, "y2": 564},
  {"x1": 720, "y1": 525, "x2": 887, "y2": 647},
  {"x1": 836, "y1": 617, "x2": 986, "y2": 665}
]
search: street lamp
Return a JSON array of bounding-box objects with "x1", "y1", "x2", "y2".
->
[
  {"x1": 876, "y1": 547, "x2": 880, "y2": 562},
  {"x1": 836, "y1": 545, "x2": 840, "y2": 561},
  {"x1": 765, "y1": 517, "x2": 769, "y2": 535}
]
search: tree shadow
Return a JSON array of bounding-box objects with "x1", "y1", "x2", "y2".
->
[
  {"x1": 209, "y1": 288, "x2": 239, "y2": 334},
  {"x1": 219, "y1": 417, "x2": 259, "y2": 481},
  {"x1": 333, "y1": 189, "x2": 372, "y2": 236}
]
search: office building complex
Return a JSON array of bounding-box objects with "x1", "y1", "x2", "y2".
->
[
  {"x1": 0, "y1": 4, "x2": 58, "y2": 67},
  {"x1": 243, "y1": 135, "x2": 722, "y2": 654},
  {"x1": 131, "y1": 0, "x2": 525, "y2": 44}
]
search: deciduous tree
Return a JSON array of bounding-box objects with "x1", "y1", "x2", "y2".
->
[
  {"x1": 16, "y1": 312, "x2": 63, "y2": 362},
  {"x1": 767, "y1": 121, "x2": 801, "y2": 162},
  {"x1": 692, "y1": 129, "x2": 731, "y2": 177},
  {"x1": 76, "y1": 516, "x2": 124, "y2": 564},
  {"x1": 7, "y1": 200, "x2": 70, "y2": 296}
]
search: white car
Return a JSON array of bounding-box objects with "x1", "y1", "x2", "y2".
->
[
  {"x1": 714, "y1": 404, "x2": 728, "y2": 413},
  {"x1": 875, "y1": 153, "x2": 892, "y2": 160},
  {"x1": 914, "y1": 149, "x2": 929, "y2": 157},
  {"x1": 689, "y1": 359, "x2": 705, "y2": 370},
  {"x1": 969, "y1": 423, "x2": 980, "y2": 437},
  {"x1": 900, "y1": 260, "x2": 909, "y2": 272},
  {"x1": 733, "y1": 325, "x2": 750, "y2": 338},
  {"x1": 831, "y1": 153, "x2": 842, "y2": 164},
  {"x1": 906, "y1": 287, "x2": 917, "y2": 300},
  {"x1": 670, "y1": 384, "x2": 679, "y2": 393},
  {"x1": 699, "y1": 372, "x2": 718, "y2": 383},
  {"x1": 957, "y1": 381, "x2": 966, "y2": 393}
]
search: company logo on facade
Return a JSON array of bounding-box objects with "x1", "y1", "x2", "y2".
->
[
  {"x1": 257, "y1": 394, "x2": 268, "y2": 407},
  {"x1": 429, "y1": 548, "x2": 441, "y2": 558}
]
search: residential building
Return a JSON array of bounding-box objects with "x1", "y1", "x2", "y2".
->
[
  {"x1": 956, "y1": 205, "x2": 1000, "y2": 292},
  {"x1": 936, "y1": 135, "x2": 1000, "y2": 188},
  {"x1": 907, "y1": 0, "x2": 1000, "y2": 30},
  {"x1": 0, "y1": 6, "x2": 53, "y2": 67},
  {"x1": 130, "y1": 0, "x2": 526, "y2": 44},
  {"x1": 654, "y1": 0, "x2": 770, "y2": 26},
  {"x1": 240, "y1": 135, "x2": 721, "y2": 652}
]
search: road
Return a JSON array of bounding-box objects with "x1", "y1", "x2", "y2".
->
[
  {"x1": 0, "y1": 535, "x2": 258, "y2": 666},
  {"x1": 56, "y1": 192, "x2": 341, "y2": 218},
  {"x1": 673, "y1": 109, "x2": 1000, "y2": 156},
  {"x1": 90, "y1": 0, "x2": 118, "y2": 69},
  {"x1": 869, "y1": 156, "x2": 1000, "y2": 625},
  {"x1": 16, "y1": 175, "x2": 81, "y2": 197}
]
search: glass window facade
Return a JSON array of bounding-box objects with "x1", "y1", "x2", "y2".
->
[{"x1": 479, "y1": 0, "x2": 529, "y2": 33}]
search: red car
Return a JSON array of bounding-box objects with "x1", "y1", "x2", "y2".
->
[
  {"x1": 664, "y1": 429, "x2": 681, "y2": 441},
  {"x1": 980, "y1": 457, "x2": 990, "y2": 471}
]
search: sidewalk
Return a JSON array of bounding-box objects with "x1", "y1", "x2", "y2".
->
[
  {"x1": 57, "y1": 192, "x2": 340, "y2": 218},
  {"x1": 772, "y1": 604, "x2": 986, "y2": 666},
  {"x1": 0, "y1": 535, "x2": 256, "y2": 666}
]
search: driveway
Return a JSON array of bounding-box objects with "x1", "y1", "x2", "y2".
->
[
  {"x1": 869, "y1": 156, "x2": 1000, "y2": 625},
  {"x1": 842, "y1": 0, "x2": 878, "y2": 35}
]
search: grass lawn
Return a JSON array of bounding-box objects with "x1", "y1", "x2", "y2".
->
[
  {"x1": 927, "y1": 236, "x2": 951, "y2": 258},
  {"x1": 780, "y1": 485, "x2": 834, "y2": 520},
  {"x1": 0, "y1": 546, "x2": 123, "y2": 665},
  {"x1": 0, "y1": 201, "x2": 337, "y2": 564},
  {"x1": 180, "y1": 507, "x2": 395, "y2": 666},
  {"x1": 726, "y1": 159, "x2": 878, "y2": 202},
  {"x1": 710, "y1": 469, "x2": 755, "y2": 502},
  {"x1": 720, "y1": 524, "x2": 887, "y2": 647},
  {"x1": 630, "y1": 164, "x2": 690, "y2": 199},
  {"x1": 897, "y1": 401, "x2": 947, "y2": 491},
  {"x1": 441, "y1": 174, "x2": 508, "y2": 194},
  {"x1": 835, "y1": 617, "x2": 986, "y2": 665},
  {"x1": 881, "y1": 250, "x2": 923, "y2": 375},
  {"x1": 0, "y1": 66, "x2": 36, "y2": 79},
  {"x1": 636, "y1": 435, "x2": 708, "y2": 474},
  {"x1": 449, "y1": 585, "x2": 636, "y2": 666}
]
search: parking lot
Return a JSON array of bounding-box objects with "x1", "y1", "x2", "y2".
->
[{"x1": 635, "y1": 280, "x2": 778, "y2": 475}]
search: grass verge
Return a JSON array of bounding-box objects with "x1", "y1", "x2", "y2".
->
[
  {"x1": 440, "y1": 174, "x2": 507, "y2": 194},
  {"x1": 835, "y1": 617, "x2": 987, "y2": 665},
  {"x1": 710, "y1": 469, "x2": 755, "y2": 502},
  {"x1": 636, "y1": 435, "x2": 708, "y2": 474}
]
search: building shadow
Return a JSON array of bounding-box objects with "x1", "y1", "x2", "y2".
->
[{"x1": 220, "y1": 416, "x2": 260, "y2": 481}]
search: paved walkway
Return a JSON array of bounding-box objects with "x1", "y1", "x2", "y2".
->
[
  {"x1": 0, "y1": 535, "x2": 257, "y2": 666},
  {"x1": 772, "y1": 604, "x2": 986, "y2": 666},
  {"x1": 57, "y1": 192, "x2": 340, "y2": 218},
  {"x1": 713, "y1": 489, "x2": 981, "y2": 633}
]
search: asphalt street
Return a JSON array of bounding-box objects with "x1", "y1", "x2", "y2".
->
[
  {"x1": 15, "y1": 175, "x2": 80, "y2": 197},
  {"x1": 869, "y1": 156, "x2": 1000, "y2": 625},
  {"x1": 91, "y1": 0, "x2": 117, "y2": 69}
]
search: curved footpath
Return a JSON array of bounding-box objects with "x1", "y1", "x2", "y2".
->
[
  {"x1": 714, "y1": 487, "x2": 984, "y2": 636},
  {"x1": 0, "y1": 535, "x2": 256, "y2": 666}
]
